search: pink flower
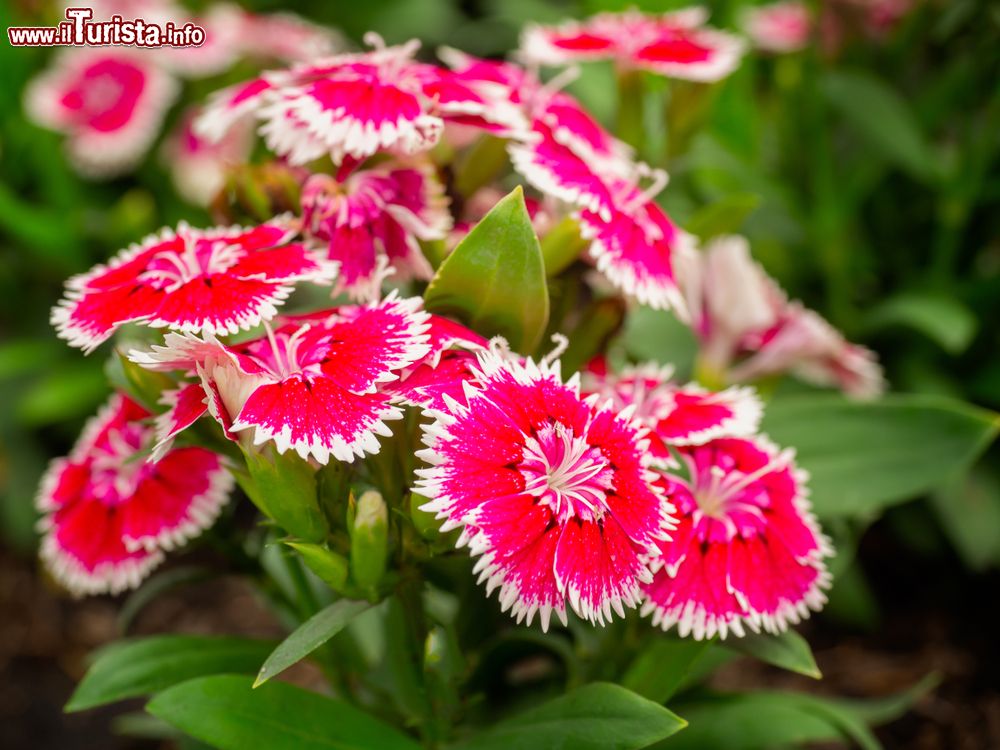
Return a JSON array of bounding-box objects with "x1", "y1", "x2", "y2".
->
[
  {"x1": 197, "y1": 35, "x2": 522, "y2": 166},
  {"x1": 684, "y1": 235, "x2": 885, "y2": 398},
  {"x1": 508, "y1": 92, "x2": 636, "y2": 220},
  {"x1": 234, "y1": 10, "x2": 342, "y2": 63},
  {"x1": 52, "y1": 219, "x2": 337, "y2": 353},
  {"x1": 581, "y1": 359, "x2": 762, "y2": 463},
  {"x1": 415, "y1": 348, "x2": 674, "y2": 629},
  {"x1": 384, "y1": 315, "x2": 488, "y2": 411},
  {"x1": 742, "y1": 2, "x2": 813, "y2": 53},
  {"x1": 24, "y1": 48, "x2": 177, "y2": 177},
  {"x1": 301, "y1": 162, "x2": 451, "y2": 299},
  {"x1": 36, "y1": 393, "x2": 233, "y2": 596},
  {"x1": 131, "y1": 293, "x2": 431, "y2": 464},
  {"x1": 576, "y1": 175, "x2": 696, "y2": 313},
  {"x1": 641, "y1": 436, "x2": 832, "y2": 639},
  {"x1": 162, "y1": 107, "x2": 253, "y2": 206},
  {"x1": 520, "y1": 8, "x2": 745, "y2": 83}
]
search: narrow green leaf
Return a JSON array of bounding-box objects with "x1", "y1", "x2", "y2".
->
[
  {"x1": 725, "y1": 630, "x2": 821, "y2": 679},
  {"x1": 255, "y1": 599, "x2": 372, "y2": 687},
  {"x1": 622, "y1": 639, "x2": 710, "y2": 703},
  {"x1": 424, "y1": 186, "x2": 549, "y2": 353},
  {"x1": 147, "y1": 675, "x2": 421, "y2": 750},
  {"x1": 66, "y1": 636, "x2": 274, "y2": 712},
  {"x1": 930, "y1": 469, "x2": 1000, "y2": 570},
  {"x1": 823, "y1": 70, "x2": 940, "y2": 183},
  {"x1": 686, "y1": 193, "x2": 761, "y2": 241},
  {"x1": 865, "y1": 292, "x2": 977, "y2": 354},
  {"x1": 453, "y1": 682, "x2": 686, "y2": 750},
  {"x1": 660, "y1": 692, "x2": 881, "y2": 750},
  {"x1": 762, "y1": 394, "x2": 999, "y2": 518}
]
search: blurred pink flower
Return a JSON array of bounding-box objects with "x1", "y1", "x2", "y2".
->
[
  {"x1": 37, "y1": 393, "x2": 232, "y2": 596},
  {"x1": 25, "y1": 48, "x2": 177, "y2": 177},
  {"x1": 742, "y1": 2, "x2": 813, "y2": 53},
  {"x1": 520, "y1": 8, "x2": 745, "y2": 82},
  {"x1": 682, "y1": 235, "x2": 885, "y2": 398}
]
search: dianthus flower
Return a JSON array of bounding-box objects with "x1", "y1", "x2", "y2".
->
[
  {"x1": 52, "y1": 219, "x2": 336, "y2": 353},
  {"x1": 37, "y1": 393, "x2": 232, "y2": 595},
  {"x1": 131, "y1": 293, "x2": 431, "y2": 464},
  {"x1": 162, "y1": 107, "x2": 253, "y2": 206},
  {"x1": 683, "y1": 235, "x2": 884, "y2": 398},
  {"x1": 415, "y1": 348, "x2": 674, "y2": 629},
  {"x1": 300, "y1": 162, "x2": 451, "y2": 299},
  {"x1": 641, "y1": 436, "x2": 832, "y2": 639},
  {"x1": 520, "y1": 8, "x2": 745, "y2": 82},
  {"x1": 24, "y1": 48, "x2": 177, "y2": 177},
  {"x1": 741, "y1": 2, "x2": 813, "y2": 53}
]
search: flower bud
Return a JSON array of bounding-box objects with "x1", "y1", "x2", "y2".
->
[
  {"x1": 285, "y1": 541, "x2": 349, "y2": 592},
  {"x1": 350, "y1": 489, "x2": 389, "y2": 596}
]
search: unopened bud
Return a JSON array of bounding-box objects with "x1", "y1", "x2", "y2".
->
[{"x1": 350, "y1": 490, "x2": 388, "y2": 596}]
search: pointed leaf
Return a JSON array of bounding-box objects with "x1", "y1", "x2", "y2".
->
[
  {"x1": 453, "y1": 682, "x2": 686, "y2": 750},
  {"x1": 622, "y1": 639, "x2": 710, "y2": 703},
  {"x1": 725, "y1": 630, "x2": 821, "y2": 679},
  {"x1": 762, "y1": 394, "x2": 999, "y2": 518},
  {"x1": 147, "y1": 675, "x2": 421, "y2": 750},
  {"x1": 255, "y1": 599, "x2": 373, "y2": 687},
  {"x1": 66, "y1": 636, "x2": 274, "y2": 712},
  {"x1": 424, "y1": 186, "x2": 549, "y2": 352}
]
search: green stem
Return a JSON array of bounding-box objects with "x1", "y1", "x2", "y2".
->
[{"x1": 616, "y1": 69, "x2": 646, "y2": 156}]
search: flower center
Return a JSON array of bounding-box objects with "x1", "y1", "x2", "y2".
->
[
  {"x1": 90, "y1": 424, "x2": 150, "y2": 503},
  {"x1": 685, "y1": 449, "x2": 791, "y2": 521},
  {"x1": 520, "y1": 422, "x2": 614, "y2": 523},
  {"x1": 140, "y1": 237, "x2": 245, "y2": 290}
]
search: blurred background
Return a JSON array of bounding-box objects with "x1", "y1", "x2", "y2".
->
[{"x1": 1, "y1": 0, "x2": 999, "y2": 747}]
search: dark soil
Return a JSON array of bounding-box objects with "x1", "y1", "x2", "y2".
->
[{"x1": 2, "y1": 520, "x2": 997, "y2": 749}]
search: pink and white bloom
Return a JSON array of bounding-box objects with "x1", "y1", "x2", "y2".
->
[
  {"x1": 162, "y1": 107, "x2": 253, "y2": 206},
  {"x1": 577, "y1": 175, "x2": 696, "y2": 313},
  {"x1": 52, "y1": 219, "x2": 337, "y2": 353},
  {"x1": 301, "y1": 162, "x2": 451, "y2": 299},
  {"x1": 24, "y1": 48, "x2": 177, "y2": 177},
  {"x1": 235, "y1": 10, "x2": 342, "y2": 63},
  {"x1": 199, "y1": 35, "x2": 523, "y2": 166},
  {"x1": 582, "y1": 359, "x2": 762, "y2": 463},
  {"x1": 742, "y1": 2, "x2": 813, "y2": 53},
  {"x1": 384, "y1": 315, "x2": 488, "y2": 411},
  {"x1": 642, "y1": 436, "x2": 832, "y2": 639},
  {"x1": 520, "y1": 8, "x2": 745, "y2": 83},
  {"x1": 36, "y1": 393, "x2": 233, "y2": 596},
  {"x1": 131, "y1": 294, "x2": 431, "y2": 464},
  {"x1": 415, "y1": 348, "x2": 674, "y2": 629},
  {"x1": 684, "y1": 235, "x2": 885, "y2": 398}
]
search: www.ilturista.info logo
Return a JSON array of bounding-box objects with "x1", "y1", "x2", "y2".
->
[{"x1": 8, "y1": 7, "x2": 206, "y2": 47}]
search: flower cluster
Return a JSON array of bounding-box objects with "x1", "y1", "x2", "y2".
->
[
  {"x1": 24, "y1": 0, "x2": 335, "y2": 188},
  {"x1": 38, "y1": 7, "x2": 890, "y2": 644}
]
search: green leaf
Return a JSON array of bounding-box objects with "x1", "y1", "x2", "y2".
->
[
  {"x1": 725, "y1": 630, "x2": 821, "y2": 679},
  {"x1": 622, "y1": 305, "x2": 698, "y2": 378},
  {"x1": 685, "y1": 193, "x2": 761, "y2": 241},
  {"x1": 240, "y1": 446, "x2": 328, "y2": 542},
  {"x1": 762, "y1": 394, "x2": 999, "y2": 518},
  {"x1": 424, "y1": 186, "x2": 549, "y2": 353},
  {"x1": 823, "y1": 70, "x2": 940, "y2": 183},
  {"x1": 622, "y1": 638, "x2": 710, "y2": 703},
  {"x1": 866, "y1": 292, "x2": 978, "y2": 354},
  {"x1": 453, "y1": 682, "x2": 686, "y2": 750},
  {"x1": 255, "y1": 599, "x2": 373, "y2": 687},
  {"x1": 147, "y1": 675, "x2": 421, "y2": 750},
  {"x1": 660, "y1": 692, "x2": 880, "y2": 750},
  {"x1": 285, "y1": 541, "x2": 350, "y2": 591},
  {"x1": 930, "y1": 469, "x2": 1000, "y2": 570},
  {"x1": 66, "y1": 636, "x2": 274, "y2": 712}
]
